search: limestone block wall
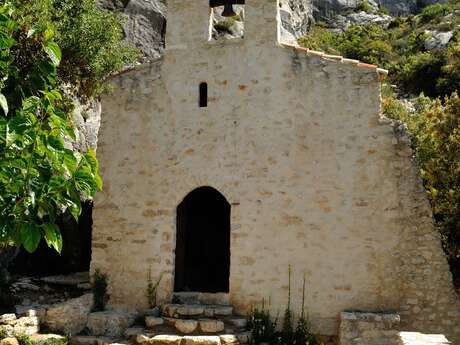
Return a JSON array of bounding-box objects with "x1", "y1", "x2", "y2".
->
[
  {"x1": 339, "y1": 312, "x2": 401, "y2": 345},
  {"x1": 91, "y1": 7, "x2": 460, "y2": 340}
]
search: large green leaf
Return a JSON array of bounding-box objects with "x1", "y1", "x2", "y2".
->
[
  {"x1": 43, "y1": 223, "x2": 62, "y2": 253},
  {"x1": 0, "y1": 93, "x2": 7, "y2": 115},
  {"x1": 44, "y1": 41, "x2": 61, "y2": 66},
  {"x1": 20, "y1": 223, "x2": 42, "y2": 253}
]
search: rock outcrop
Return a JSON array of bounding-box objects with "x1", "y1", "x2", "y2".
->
[{"x1": 99, "y1": 0, "x2": 166, "y2": 60}]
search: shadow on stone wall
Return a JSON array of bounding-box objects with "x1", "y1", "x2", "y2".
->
[{"x1": 10, "y1": 202, "x2": 93, "y2": 276}]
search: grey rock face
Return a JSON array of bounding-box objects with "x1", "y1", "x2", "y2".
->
[
  {"x1": 312, "y1": 0, "x2": 378, "y2": 20},
  {"x1": 313, "y1": 0, "x2": 446, "y2": 18},
  {"x1": 99, "y1": 0, "x2": 166, "y2": 60},
  {"x1": 424, "y1": 30, "x2": 454, "y2": 50},
  {"x1": 279, "y1": 0, "x2": 314, "y2": 43},
  {"x1": 380, "y1": 0, "x2": 417, "y2": 16},
  {"x1": 330, "y1": 11, "x2": 393, "y2": 32}
]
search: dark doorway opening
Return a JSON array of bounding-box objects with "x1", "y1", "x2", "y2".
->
[{"x1": 175, "y1": 187, "x2": 231, "y2": 293}]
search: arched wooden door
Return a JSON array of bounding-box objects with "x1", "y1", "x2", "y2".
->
[{"x1": 174, "y1": 186, "x2": 231, "y2": 292}]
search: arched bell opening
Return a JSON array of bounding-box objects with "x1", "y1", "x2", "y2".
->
[
  {"x1": 174, "y1": 186, "x2": 231, "y2": 293},
  {"x1": 209, "y1": 0, "x2": 245, "y2": 40}
]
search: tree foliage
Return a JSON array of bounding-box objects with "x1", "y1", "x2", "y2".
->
[
  {"x1": 1, "y1": 0, "x2": 136, "y2": 253},
  {"x1": 299, "y1": 0, "x2": 460, "y2": 98}
]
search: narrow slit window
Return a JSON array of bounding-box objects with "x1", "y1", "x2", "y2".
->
[{"x1": 199, "y1": 82, "x2": 208, "y2": 108}]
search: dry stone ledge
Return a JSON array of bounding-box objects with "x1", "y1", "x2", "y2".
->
[
  {"x1": 45, "y1": 293, "x2": 93, "y2": 334},
  {"x1": 87, "y1": 310, "x2": 137, "y2": 337},
  {"x1": 183, "y1": 336, "x2": 221, "y2": 345},
  {"x1": 398, "y1": 332, "x2": 451, "y2": 345},
  {"x1": 175, "y1": 319, "x2": 198, "y2": 334},
  {"x1": 198, "y1": 320, "x2": 224, "y2": 333},
  {"x1": 145, "y1": 316, "x2": 164, "y2": 328}
]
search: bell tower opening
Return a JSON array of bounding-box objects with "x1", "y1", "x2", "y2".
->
[
  {"x1": 174, "y1": 187, "x2": 231, "y2": 293},
  {"x1": 209, "y1": 0, "x2": 245, "y2": 40}
]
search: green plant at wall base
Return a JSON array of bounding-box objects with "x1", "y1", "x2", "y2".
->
[
  {"x1": 281, "y1": 265, "x2": 294, "y2": 345},
  {"x1": 248, "y1": 299, "x2": 277, "y2": 345},
  {"x1": 146, "y1": 268, "x2": 164, "y2": 309},
  {"x1": 16, "y1": 334, "x2": 68, "y2": 345},
  {"x1": 92, "y1": 269, "x2": 108, "y2": 311}
]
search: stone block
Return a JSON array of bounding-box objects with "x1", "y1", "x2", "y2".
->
[
  {"x1": 198, "y1": 320, "x2": 224, "y2": 333},
  {"x1": 212, "y1": 306, "x2": 233, "y2": 316},
  {"x1": 30, "y1": 334, "x2": 66, "y2": 342},
  {"x1": 145, "y1": 317, "x2": 164, "y2": 328},
  {"x1": 45, "y1": 293, "x2": 93, "y2": 335},
  {"x1": 70, "y1": 336, "x2": 108, "y2": 345},
  {"x1": 0, "y1": 314, "x2": 16, "y2": 325},
  {"x1": 148, "y1": 335, "x2": 182, "y2": 345},
  {"x1": 236, "y1": 332, "x2": 251, "y2": 344},
  {"x1": 144, "y1": 308, "x2": 160, "y2": 317},
  {"x1": 219, "y1": 335, "x2": 239, "y2": 345},
  {"x1": 13, "y1": 325, "x2": 40, "y2": 336},
  {"x1": 177, "y1": 306, "x2": 204, "y2": 317},
  {"x1": 124, "y1": 326, "x2": 146, "y2": 339},
  {"x1": 183, "y1": 336, "x2": 221, "y2": 345},
  {"x1": 175, "y1": 319, "x2": 198, "y2": 334},
  {"x1": 0, "y1": 338, "x2": 19, "y2": 345},
  {"x1": 228, "y1": 318, "x2": 247, "y2": 328},
  {"x1": 87, "y1": 311, "x2": 137, "y2": 337}
]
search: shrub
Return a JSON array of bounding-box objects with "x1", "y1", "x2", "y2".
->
[
  {"x1": 92, "y1": 269, "x2": 108, "y2": 311},
  {"x1": 11, "y1": 0, "x2": 139, "y2": 99},
  {"x1": 356, "y1": 0, "x2": 373, "y2": 13},
  {"x1": 393, "y1": 52, "x2": 446, "y2": 97},
  {"x1": 411, "y1": 93, "x2": 460, "y2": 261},
  {"x1": 248, "y1": 301, "x2": 277, "y2": 345},
  {"x1": 419, "y1": 3, "x2": 453, "y2": 23},
  {"x1": 146, "y1": 268, "x2": 164, "y2": 309}
]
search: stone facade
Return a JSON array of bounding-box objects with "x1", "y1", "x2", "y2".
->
[{"x1": 91, "y1": 0, "x2": 460, "y2": 342}]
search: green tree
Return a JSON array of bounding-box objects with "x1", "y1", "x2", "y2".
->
[{"x1": 0, "y1": 0, "x2": 137, "y2": 253}]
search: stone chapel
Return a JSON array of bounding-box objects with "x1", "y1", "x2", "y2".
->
[{"x1": 91, "y1": 0, "x2": 460, "y2": 342}]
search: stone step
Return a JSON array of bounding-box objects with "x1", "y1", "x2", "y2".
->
[
  {"x1": 398, "y1": 332, "x2": 451, "y2": 345},
  {"x1": 145, "y1": 317, "x2": 247, "y2": 334},
  {"x1": 125, "y1": 325, "x2": 250, "y2": 345},
  {"x1": 161, "y1": 304, "x2": 233, "y2": 319},
  {"x1": 172, "y1": 293, "x2": 230, "y2": 306},
  {"x1": 69, "y1": 336, "x2": 123, "y2": 345},
  {"x1": 132, "y1": 333, "x2": 250, "y2": 345}
]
